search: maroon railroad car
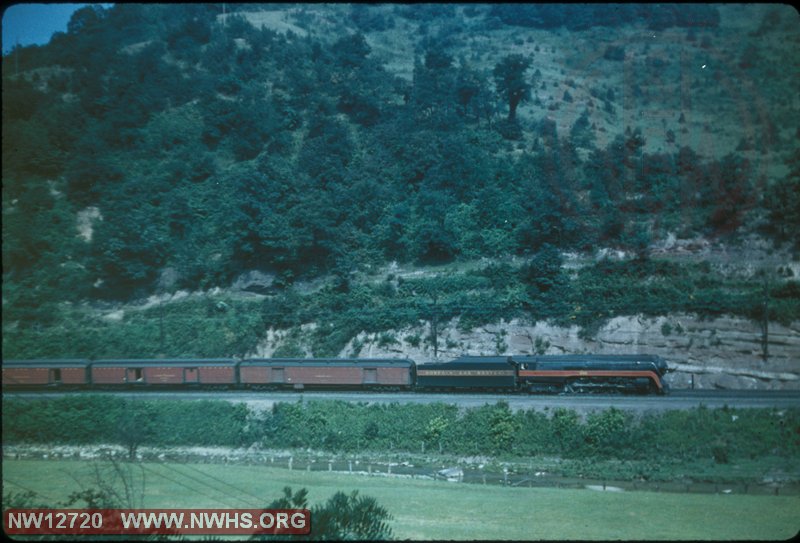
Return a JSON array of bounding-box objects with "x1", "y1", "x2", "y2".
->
[
  {"x1": 2, "y1": 359, "x2": 91, "y2": 387},
  {"x1": 90, "y1": 359, "x2": 237, "y2": 386},
  {"x1": 239, "y1": 358, "x2": 414, "y2": 389}
]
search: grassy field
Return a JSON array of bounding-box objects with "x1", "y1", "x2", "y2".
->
[{"x1": 4, "y1": 458, "x2": 798, "y2": 540}]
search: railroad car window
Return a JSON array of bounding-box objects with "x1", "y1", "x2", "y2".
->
[
  {"x1": 51, "y1": 369, "x2": 62, "y2": 383},
  {"x1": 134, "y1": 368, "x2": 143, "y2": 381}
]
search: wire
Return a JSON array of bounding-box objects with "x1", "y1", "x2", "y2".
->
[
  {"x1": 138, "y1": 463, "x2": 242, "y2": 509},
  {"x1": 165, "y1": 462, "x2": 261, "y2": 508},
  {"x1": 177, "y1": 462, "x2": 270, "y2": 506}
]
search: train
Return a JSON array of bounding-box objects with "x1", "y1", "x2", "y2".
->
[{"x1": 2, "y1": 354, "x2": 670, "y2": 394}]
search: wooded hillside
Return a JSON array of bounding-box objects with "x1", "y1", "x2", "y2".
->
[{"x1": 3, "y1": 4, "x2": 798, "y2": 359}]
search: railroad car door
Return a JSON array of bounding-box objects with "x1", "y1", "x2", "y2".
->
[
  {"x1": 49, "y1": 369, "x2": 62, "y2": 385},
  {"x1": 272, "y1": 368, "x2": 284, "y2": 384},
  {"x1": 127, "y1": 368, "x2": 144, "y2": 384},
  {"x1": 185, "y1": 367, "x2": 199, "y2": 384},
  {"x1": 363, "y1": 368, "x2": 377, "y2": 385}
]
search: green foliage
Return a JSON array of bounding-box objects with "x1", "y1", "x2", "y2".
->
[
  {"x1": 493, "y1": 54, "x2": 533, "y2": 122},
  {"x1": 3, "y1": 294, "x2": 265, "y2": 359},
  {"x1": 5, "y1": 253, "x2": 798, "y2": 359},
  {"x1": 520, "y1": 244, "x2": 570, "y2": 319},
  {"x1": 4, "y1": 398, "x2": 799, "y2": 470},
  {"x1": 3, "y1": 490, "x2": 53, "y2": 509},
  {"x1": 570, "y1": 109, "x2": 595, "y2": 149},
  {"x1": 490, "y1": 4, "x2": 719, "y2": 30},
  {"x1": 488, "y1": 401, "x2": 519, "y2": 452},
  {"x1": 763, "y1": 150, "x2": 800, "y2": 249},
  {"x1": 1, "y1": 3, "x2": 796, "y2": 356},
  {"x1": 260, "y1": 487, "x2": 393, "y2": 541},
  {"x1": 2, "y1": 396, "x2": 252, "y2": 448},
  {"x1": 583, "y1": 407, "x2": 633, "y2": 455}
]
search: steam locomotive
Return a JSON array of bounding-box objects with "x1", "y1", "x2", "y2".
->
[{"x1": 2, "y1": 354, "x2": 670, "y2": 394}]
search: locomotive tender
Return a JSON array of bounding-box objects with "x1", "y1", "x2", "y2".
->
[{"x1": 2, "y1": 354, "x2": 670, "y2": 394}]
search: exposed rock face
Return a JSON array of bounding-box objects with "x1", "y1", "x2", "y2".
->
[
  {"x1": 323, "y1": 315, "x2": 799, "y2": 390},
  {"x1": 76, "y1": 207, "x2": 102, "y2": 242},
  {"x1": 249, "y1": 309, "x2": 799, "y2": 389},
  {"x1": 231, "y1": 270, "x2": 275, "y2": 294}
]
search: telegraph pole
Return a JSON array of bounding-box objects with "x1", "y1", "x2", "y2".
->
[
  {"x1": 761, "y1": 271, "x2": 769, "y2": 362},
  {"x1": 431, "y1": 292, "x2": 439, "y2": 359},
  {"x1": 159, "y1": 297, "x2": 165, "y2": 355}
]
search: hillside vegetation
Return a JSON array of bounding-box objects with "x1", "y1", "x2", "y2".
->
[{"x1": 3, "y1": 4, "x2": 799, "y2": 359}]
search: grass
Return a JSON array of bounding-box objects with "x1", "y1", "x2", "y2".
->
[{"x1": 4, "y1": 458, "x2": 798, "y2": 540}]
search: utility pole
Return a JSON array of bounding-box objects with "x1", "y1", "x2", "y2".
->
[
  {"x1": 431, "y1": 292, "x2": 439, "y2": 359},
  {"x1": 159, "y1": 297, "x2": 165, "y2": 355},
  {"x1": 761, "y1": 270, "x2": 769, "y2": 362}
]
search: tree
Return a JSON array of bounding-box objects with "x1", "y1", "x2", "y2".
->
[
  {"x1": 67, "y1": 4, "x2": 107, "y2": 35},
  {"x1": 570, "y1": 109, "x2": 596, "y2": 149},
  {"x1": 764, "y1": 149, "x2": 800, "y2": 248},
  {"x1": 331, "y1": 32, "x2": 371, "y2": 68},
  {"x1": 454, "y1": 58, "x2": 491, "y2": 122},
  {"x1": 489, "y1": 402, "x2": 519, "y2": 452},
  {"x1": 254, "y1": 487, "x2": 393, "y2": 541},
  {"x1": 520, "y1": 244, "x2": 570, "y2": 319},
  {"x1": 493, "y1": 54, "x2": 533, "y2": 122},
  {"x1": 410, "y1": 50, "x2": 459, "y2": 128}
]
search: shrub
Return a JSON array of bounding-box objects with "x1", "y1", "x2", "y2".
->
[{"x1": 603, "y1": 45, "x2": 625, "y2": 61}]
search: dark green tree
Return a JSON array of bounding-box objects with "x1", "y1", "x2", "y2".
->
[
  {"x1": 254, "y1": 487, "x2": 393, "y2": 541},
  {"x1": 764, "y1": 149, "x2": 800, "y2": 248},
  {"x1": 493, "y1": 54, "x2": 533, "y2": 122},
  {"x1": 331, "y1": 32, "x2": 371, "y2": 68},
  {"x1": 520, "y1": 244, "x2": 570, "y2": 319},
  {"x1": 454, "y1": 58, "x2": 492, "y2": 123}
]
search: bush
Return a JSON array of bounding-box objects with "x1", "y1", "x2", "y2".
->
[
  {"x1": 2, "y1": 397, "x2": 252, "y2": 448},
  {"x1": 4, "y1": 398, "x2": 798, "y2": 465},
  {"x1": 268, "y1": 487, "x2": 393, "y2": 541},
  {"x1": 603, "y1": 45, "x2": 625, "y2": 61}
]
